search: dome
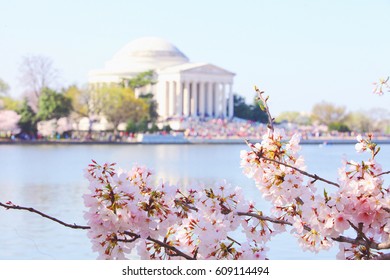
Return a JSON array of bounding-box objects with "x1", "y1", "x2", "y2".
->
[{"x1": 104, "y1": 37, "x2": 189, "y2": 73}]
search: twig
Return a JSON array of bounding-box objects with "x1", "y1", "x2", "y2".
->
[
  {"x1": 255, "y1": 86, "x2": 274, "y2": 131},
  {"x1": 348, "y1": 221, "x2": 371, "y2": 243},
  {"x1": 244, "y1": 139, "x2": 340, "y2": 188},
  {"x1": 0, "y1": 202, "x2": 90, "y2": 230},
  {"x1": 373, "y1": 253, "x2": 390, "y2": 260},
  {"x1": 147, "y1": 237, "x2": 196, "y2": 260},
  {"x1": 0, "y1": 201, "x2": 196, "y2": 260},
  {"x1": 375, "y1": 170, "x2": 390, "y2": 178},
  {"x1": 227, "y1": 236, "x2": 242, "y2": 246},
  {"x1": 236, "y1": 211, "x2": 311, "y2": 231},
  {"x1": 121, "y1": 231, "x2": 197, "y2": 260},
  {"x1": 383, "y1": 207, "x2": 390, "y2": 214}
]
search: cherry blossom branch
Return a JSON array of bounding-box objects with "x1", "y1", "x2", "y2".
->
[
  {"x1": 244, "y1": 139, "x2": 340, "y2": 188},
  {"x1": 237, "y1": 211, "x2": 390, "y2": 250},
  {"x1": 2, "y1": 201, "x2": 388, "y2": 257}
]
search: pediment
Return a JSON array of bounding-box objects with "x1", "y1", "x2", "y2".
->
[{"x1": 182, "y1": 64, "x2": 235, "y2": 76}]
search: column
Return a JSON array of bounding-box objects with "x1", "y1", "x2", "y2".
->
[
  {"x1": 199, "y1": 82, "x2": 205, "y2": 118},
  {"x1": 157, "y1": 80, "x2": 167, "y2": 119},
  {"x1": 183, "y1": 81, "x2": 190, "y2": 117},
  {"x1": 228, "y1": 83, "x2": 234, "y2": 118},
  {"x1": 207, "y1": 82, "x2": 213, "y2": 117},
  {"x1": 214, "y1": 83, "x2": 220, "y2": 117},
  {"x1": 169, "y1": 81, "x2": 176, "y2": 117},
  {"x1": 191, "y1": 82, "x2": 197, "y2": 117},
  {"x1": 176, "y1": 81, "x2": 183, "y2": 116},
  {"x1": 222, "y1": 83, "x2": 227, "y2": 118},
  {"x1": 165, "y1": 81, "x2": 170, "y2": 118}
]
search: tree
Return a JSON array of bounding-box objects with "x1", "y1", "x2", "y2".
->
[
  {"x1": 0, "y1": 110, "x2": 21, "y2": 134},
  {"x1": 64, "y1": 85, "x2": 90, "y2": 118},
  {"x1": 311, "y1": 101, "x2": 347, "y2": 126},
  {"x1": 233, "y1": 94, "x2": 268, "y2": 123},
  {"x1": 0, "y1": 78, "x2": 10, "y2": 96},
  {"x1": 139, "y1": 93, "x2": 159, "y2": 122},
  {"x1": 19, "y1": 55, "x2": 58, "y2": 110},
  {"x1": 36, "y1": 88, "x2": 72, "y2": 121},
  {"x1": 99, "y1": 86, "x2": 149, "y2": 129},
  {"x1": 17, "y1": 99, "x2": 37, "y2": 135},
  {"x1": 121, "y1": 70, "x2": 156, "y2": 89}
]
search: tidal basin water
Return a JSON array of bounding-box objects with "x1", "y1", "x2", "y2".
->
[{"x1": 1, "y1": 143, "x2": 389, "y2": 260}]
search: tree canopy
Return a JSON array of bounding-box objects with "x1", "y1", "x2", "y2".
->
[
  {"x1": 36, "y1": 88, "x2": 72, "y2": 121},
  {"x1": 98, "y1": 86, "x2": 150, "y2": 128},
  {"x1": 121, "y1": 70, "x2": 156, "y2": 89}
]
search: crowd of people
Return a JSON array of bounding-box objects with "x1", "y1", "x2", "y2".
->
[
  {"x1": 1, "y1": 117, "x2": 388, "y2": 143},
  {"x1": 183, "y1": 118, "x2": 360, "y2": 140}
]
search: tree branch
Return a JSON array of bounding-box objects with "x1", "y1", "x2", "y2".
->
[
  {"x1": 236, "y1": 211, "x2": 311, "y2": 231},
  {"x1": 147, "y1": 237, "x2": 196, "y2": 260},
  {"x1": 237, "y1": 211, "x2": 390, "y2": 251},
  {"x1": 375, "y1": 170, "x2": 390, "y2": 178},
  {"x1": 244, "y1": 139, "x2": 340, "y2": 188},
  {"x1": 2, "y1": 201, "x2": 388, "y2": 258},
  {"x1": 0, "y1": 202, "x2": 90, "y2": 230},
  {"x1": 373, "y1": 253, "x2": 390, "y2": 260}
]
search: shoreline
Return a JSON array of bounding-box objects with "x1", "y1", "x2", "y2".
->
[{"x1": 2, "y1": 138, "x2": 390, "y2": 145}]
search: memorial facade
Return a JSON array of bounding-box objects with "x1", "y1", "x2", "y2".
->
[{"x1": 89, "y1": 37, "x2": 235, "y2": 120}]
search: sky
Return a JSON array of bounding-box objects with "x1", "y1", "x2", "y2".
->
[{"x1": 1, "y1": 0, "x2": 390, "y2": 115}]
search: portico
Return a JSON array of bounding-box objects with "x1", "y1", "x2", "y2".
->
[{"x1": 157, "y1": 63, "x2": 235, "y2": 119}]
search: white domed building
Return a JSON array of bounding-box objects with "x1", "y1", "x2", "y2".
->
[{"x1": 89, "y1": 37, "x2": 235, "y2": 121}]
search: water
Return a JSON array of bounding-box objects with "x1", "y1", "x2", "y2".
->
[{"x1": 1, "y1": 143, "x2": 389, "y2": 260}]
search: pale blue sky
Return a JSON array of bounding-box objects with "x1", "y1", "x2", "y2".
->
[{"x1": 1, "y1": 0, "x2": 390, "y2": 115}]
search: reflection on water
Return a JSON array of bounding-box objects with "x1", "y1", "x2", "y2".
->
[{"x1": 1, "y1": 143, "x2": 389, "y2": 259}]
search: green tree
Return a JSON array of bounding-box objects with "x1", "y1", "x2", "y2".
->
[
  {"x1": 139, "y1": 93, "x2": 159, "y2": 122},
  {"x1": 36, "y1": 88, "x2": 72, "y2": 121},
  {"x1": 126, "y1": 118, "x2": 149, "y2": 133},
  {"x1": 233, "y1": 94, "x2": 268, "y2": 123},
  {"x1": 328, "y1": 122, "x2": 350, "y2": 132},
  {"x1": 233, "y1": 94, "x2": 251, "y2": 119},
  {"x1": 99, "y1": 86, "x2": 149, "y2": 129},
  {"x1": 64, "y1": 85, "x2": 90, "y2": 118},
  {"x1": 17, "y1": 99, "x2": 37, "y2": 135},
  {"x1": 121, "y1": 70, "x2": 156, "y2": 89}
]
